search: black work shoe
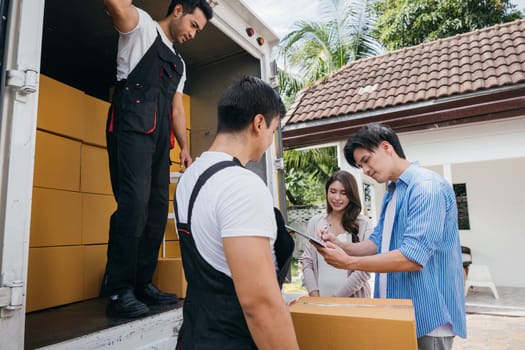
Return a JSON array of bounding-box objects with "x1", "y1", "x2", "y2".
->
[
  {"x1": 135, "y1": 283, "x2": 179, "y2": 305},
  {"x1": 106, "y1": 289, "x2": 149, "y2": 318}
]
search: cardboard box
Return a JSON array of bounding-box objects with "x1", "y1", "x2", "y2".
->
[
  {"x1": 81, "y1": 193, "x2": 115, "y2": 244},
  {"x1": 169, "y1": 183, "x2": 177, "y2": 201},
  {"x1": 80, "y1": 144, "x2": 112, "y2": 195},
  {"x1": 153, "y1": 257, "x2": 186, "y2": 298},
  {"x1": 160, "y1": 240, "x2": 181, "y2": 258},
  {"x1": 30, "y1": 187, "x2": 82, "y2": 247},
  {"x1": 33, "y1": 130, "x2": 81, "y2": 191},
  {"x1": 81, "y1": 93, "x2": 110, "y2": 147},
  {"x1": 290, "y1": 297, "x2": 417, "y2": 350},
  {"x1": 38, "y1": 74, "x2": 110, "y2": 147},
  {"x1": 37, "y1": 75, "x2": 85, "y2": 140},
  {"x1": 26, "y1": 246, "x2": 84, "y2": 312},
  {"x1": 83, "y1": 244, "x2": 107, "y2": 299},
  {"x1": 164, "y1": 214, "x2": 178, "y2": 241}
]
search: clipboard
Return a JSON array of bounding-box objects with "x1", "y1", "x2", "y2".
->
[{"x1": 285, "y1": 225, "x2": 326, "y2": 248}]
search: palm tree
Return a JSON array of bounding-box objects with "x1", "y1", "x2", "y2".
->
[
  {"x1": 279, "y1": 0, "x2": 383, "y2": 89},
  {"x1": 284, "y1": 146, "x2": 339, "y2": 205},
  {"x1": 284, "y1": 147, "x2": 338, "y2": 185},
  {"x1": 278, "y1": 68, "x2": 304, "y2": 108},
  {"x1": 279, "y1": 0, "x2": 383, "y2": 206},
  {"x1": 279, "y1": 0, "x2": 383, "y2": 204}
]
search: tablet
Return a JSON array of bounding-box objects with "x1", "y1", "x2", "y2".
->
[{"x1": 285, "y1": 225, "x2": 326, "y2": 248}]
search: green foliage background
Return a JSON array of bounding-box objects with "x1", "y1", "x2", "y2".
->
[
  {"x1": 373, "y1": 0, "x2": 522, "y2": 50},
  {"x1": 284, "y1": 146, "x2": 339, "y2": 206}
]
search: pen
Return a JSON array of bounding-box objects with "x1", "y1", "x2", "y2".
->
[{"x1": 321, "y1": 223, "x2": 332, "y2": 239}]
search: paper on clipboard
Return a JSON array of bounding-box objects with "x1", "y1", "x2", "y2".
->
[{"x1": 285, "y1": 225, "x2": 326, "y2": 248}]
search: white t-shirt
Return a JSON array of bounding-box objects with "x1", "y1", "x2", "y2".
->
[
  {"x1": 175, "y1": 151, "x2": 277, "y2": 277},
  {"x1": 379, "y1": 189, "x2": 396, "y2": 298},
  {"x1": 318, "y1": 233, "x2": 349, "y2": 296},
  {"x1": 115, "y1": 7, "x2": 186, "y2": 93}
]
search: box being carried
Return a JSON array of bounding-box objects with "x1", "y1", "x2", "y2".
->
[{"x1": 290, "y1": 297, "x2": 417, "y2": 350}]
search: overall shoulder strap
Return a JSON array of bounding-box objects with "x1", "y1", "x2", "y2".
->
[{"x1": 174, "y1": 158, "x2": 242, "y2": 225}]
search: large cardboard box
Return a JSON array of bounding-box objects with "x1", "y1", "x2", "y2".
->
[
  {"x1": 39, "y1": 75, "x2": 109, "y2": 147},
  {"x1": 81, "y1": 193, "x2": 115, "y2": 244},
  {"x1": 81, "y1": 93, "x2": 109, "y2": 147},
  {"x1": 26, "y1": 246, "x2": 84, "y2": 312},
  {"x1": 83, "y1": 244, "x2": 107, "y2": 299},
  {"x1": 290, "y1": 297, "x2": 417, "y2": 350},
  {"x1": 164, "y1": 214, "x2": 178, "y2": 241},
  {"x1": 153, "y1": 257, "x2": 186, "y2": 298},
  {"x1": 80, "y1": 144, "x2": 112, "y2": 195},
  {"x1": 30, "y1": 187, "x2": 82, "y2": 247},
  {"x1": 160, "y1": 240, "x2": 181, "y2": 258},
  {"x1": 37, "y1": 75, "x2": 85, "y2": 140},
  {"x1": 33, "y1": 130, "x2": 81, "y2": 191}
]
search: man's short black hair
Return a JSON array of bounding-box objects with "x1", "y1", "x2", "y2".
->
[
  {"x1": 217, "y1": 76, "x2": 285, "y2": 134},
  {"x1": 167, "y1": 0, "x2": 213, "y2": 20},
  {"x1": 344, "y1": 123, "x2": 406, "y2": 168}
]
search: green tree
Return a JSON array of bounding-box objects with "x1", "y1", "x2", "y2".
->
[
  {"x1": 279, "y1": 0, "x2": 383, "y2": 91},
  {"x1": 284, "y1": 146, "x2": 339, "y2": 206},
  {"x1": 278, "y1": 68, "x2": 304, "y2": 108},
  {"x1": 278, "y1": 1, "x2": 382, "y2": 205},
  {"x1": 373, "y1": 0, "x2": 522, "y2": 50}
]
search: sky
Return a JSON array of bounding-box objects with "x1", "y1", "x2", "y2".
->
[
  {"x1": 515, "y1": 0, "x2": 525, "y2": 11},
  {"x1": 242, "y1": 0, "x2": 319, "y2": 39},
  {"x1": 242, "y1": 0, "x2": 525, "y2": 40}
]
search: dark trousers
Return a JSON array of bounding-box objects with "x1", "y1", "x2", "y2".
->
[
  {"x1": 417, "y1": 336, "x2": 454, "y2": 350},
  {"x1": 103, "y1": 112, "x2": 170, "y2": 295}
]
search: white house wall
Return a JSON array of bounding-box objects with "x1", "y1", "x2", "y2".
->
[
  {"x1": 399, "y1": 117, "x2": 525, "y2": 166},
  {"x1": 451, "y1": 158, "x2": 524, "y2": 287}
]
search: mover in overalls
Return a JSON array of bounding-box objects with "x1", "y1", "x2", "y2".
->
[
  {"x1": 174, "y1": 76, "x2": 299, "y2": 350},
  {"x1": 102, "y1": 0, "x2": 213, "y2": 318}
]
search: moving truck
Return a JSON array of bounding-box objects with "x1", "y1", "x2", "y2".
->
[{"x1": 0, "y1": 1, "x2": 285, "y2": 348}]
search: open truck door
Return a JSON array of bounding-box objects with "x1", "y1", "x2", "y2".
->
[
  {"x1": 0, "y1": 1, "x2": 286, "y2": 347},
  {"x1": 0, "y1": 0, "x2": 45, "y2": 348}
]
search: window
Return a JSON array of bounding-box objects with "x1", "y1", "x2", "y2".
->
[{"x1": 453, "y1": 183, "x2": 470, "y2": 230}]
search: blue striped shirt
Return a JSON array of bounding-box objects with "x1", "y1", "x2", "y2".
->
[{"x1": 369, "y1": 163, "x2": 467, "y2": 338}]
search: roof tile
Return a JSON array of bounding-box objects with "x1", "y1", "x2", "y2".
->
[{"x1": 285, "y1": 19, "x2": 525, "y2": 125}]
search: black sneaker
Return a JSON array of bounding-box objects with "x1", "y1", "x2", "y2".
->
[
  {"x1": 135, "y1": 283, "x2": 179, "y2": 306},
  {"x1": 106, "y1": 289, "x2": 149, "y2": 318}
]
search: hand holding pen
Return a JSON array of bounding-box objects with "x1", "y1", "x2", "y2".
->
[{"x1": 320, "y1": 223, "x2": 337, "y2": 244}]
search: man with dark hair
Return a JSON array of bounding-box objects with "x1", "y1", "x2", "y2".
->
[
  {"x1": 316, "y1": 123, "x2": 466, "y2": 350},
  {"x1": 102, "y1": 0, "x2": 213, "y2": 318},
  {"x1": 174, "y1": 76, "x2": 299, "y2": 350}
]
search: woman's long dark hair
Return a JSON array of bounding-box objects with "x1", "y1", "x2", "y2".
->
[{"x1": 325, "y1": 171, "x2": 362, "y2": 243}]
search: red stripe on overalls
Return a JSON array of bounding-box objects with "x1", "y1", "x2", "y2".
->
[
  {"x1": 178, "y1": 228, "x2": 190, "y2": 235},
  {"x1": 169, "y1": 107, "x2": 175, "y2": 149},
  {"x1": 108, "y1": 107, "x2": 115, "y2": 133},
  {"x1": 145, "y1": 108, "x2": 157, "y2": 134}
]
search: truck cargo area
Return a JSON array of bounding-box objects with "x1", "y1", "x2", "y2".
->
[{"x1": 25, "y1": 299, "x2": 182, "y2": 349}]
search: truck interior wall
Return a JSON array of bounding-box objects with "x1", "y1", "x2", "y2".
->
[{"x1": 188, "y1": 52, "x2": 267, "y2": 182}]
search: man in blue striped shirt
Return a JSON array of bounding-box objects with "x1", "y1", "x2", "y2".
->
[{"x1": 316, "y1": 123, "x2": 466, "y2": 350}]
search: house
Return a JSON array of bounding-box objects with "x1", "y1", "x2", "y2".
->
[{"x1": 282, "y1": 19, "x2": 525, "y2": 288}]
